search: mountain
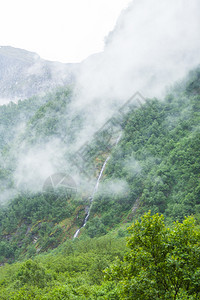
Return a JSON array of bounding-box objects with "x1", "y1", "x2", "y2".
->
[
  {"x1": 76, "y1": 0, "x2": 200, "y2": 102},
  {"x1": 0, "y1": 67, "x2": 199, "y2": 299},
  {"x1": 0, "y1": 0, "x2": 199, "y2": 297},
  {"x1": 0, "y1": 66, "x2": 199, "y2": 264},
  {"x1": 0, "y1": 46, "x2": 78, "y2": 102}
]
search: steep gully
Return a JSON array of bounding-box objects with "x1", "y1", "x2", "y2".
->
[{"x1": 73, "y1": 134, "x2": 122, "y2": 238}]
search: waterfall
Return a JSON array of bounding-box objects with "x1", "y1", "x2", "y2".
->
[
  {"x1": 73, "y1": 156, "x2": 110, "y2": 239},
  {"x1": 73, "y1": 133, "x2": 122, "y2": 239}
]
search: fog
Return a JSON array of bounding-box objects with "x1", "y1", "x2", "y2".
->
[
  {"x1": 1, "y1": 0, "x2": 200, "y2": 203},
  {"x1": 66, "y1": 0, "x2": 200, "y2": 154},
  {"x1": 76, "y1": 0, "x2": 200, "y2": 104},
  {"x1": 13, "y1": 139, "x2": 68, "y2": 192}
]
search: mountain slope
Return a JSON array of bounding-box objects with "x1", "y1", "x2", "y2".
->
[
  {"x1": 0, "y1": 46, "x2": 77, "y2": 102},
  {"x1": 0, "y1": 67, "x2": 199, "y2": 264},
  {"x1": 88, "y1": 68, "x2": 200, "y2": 231}
]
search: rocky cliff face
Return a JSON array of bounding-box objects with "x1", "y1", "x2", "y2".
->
[{"x1": 0, "y1": 46, "x2": 78, "y2": 102}]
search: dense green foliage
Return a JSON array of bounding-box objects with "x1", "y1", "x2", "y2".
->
[
  {"x1": 0, "y1": 234, "x2": 127, "y2": 299},
  {"x1": 0, "y1": 191, "x2": 88, "y2": 263},
  {"x1": 0, "y1": 66, "x2": 200, "y2": 298},
  {"x1": 89, "y1": 67, "x2": 200, "y2": 230},
  {"x1": 0, "y1": 86, "x2": 88, "y2": 263},
  {"x1": 0, "y1": 213, "x2": 199, "y2": 299},
  {"x1": 105, "y1": 212, "x2": 200, "y2": 299},
  {"x1": 0, "y1": 67, "x2": 200, "y2": 264}
]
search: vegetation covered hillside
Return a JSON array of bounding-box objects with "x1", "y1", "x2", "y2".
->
[
  {"x1": 0, "y1": 86, "x2": 85, "y2": 200},
  {"x1": 0, "y1": 87, "x2": 88, "y2": 263},
  {"x1": 0, "y1": 213, "x2": 199, "y2": 299},
  {"x1": 86, "y1": 67, "x2": 200, "y2": 234},
  {"x1": 0, "y1": 65, "x2": 200, "y2": 298},
  {"x1": 0, "y1": 67, "x2": 200, "y2": 263}
]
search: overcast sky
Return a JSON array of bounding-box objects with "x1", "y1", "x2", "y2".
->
[{"x1": 0, "y1": 0, "x2": 131, "y2": 63}]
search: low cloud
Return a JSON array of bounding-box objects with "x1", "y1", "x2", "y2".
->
[
  {"x1": 98, "y1": 178, "x2": 130, "y2": 198},
  {"x1": 13, "y1": 138, "x2": 70, "y2": 192},
  {"x1": 75, "y1": 0, "x2": 200, "y2": 108}
]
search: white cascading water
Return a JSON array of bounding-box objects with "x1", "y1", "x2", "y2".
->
[
  {"x1": 73, "y1": 156, "x2": 110, "y2": 239},
  {"x1": 73, "y1": 133, "x2": 122, "y2": 239}
]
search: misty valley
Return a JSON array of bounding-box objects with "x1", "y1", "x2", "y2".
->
[{"x1": 0, "y1": 0, "x2": 200, "y2": 299}]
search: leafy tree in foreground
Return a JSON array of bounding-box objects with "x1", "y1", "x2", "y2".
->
[
  {"x1": 16, "y1": 259, "x2": 52, "y2": 288},
  {"x1": 104, "y1": 212, "x2": 200, "y2": 299}
]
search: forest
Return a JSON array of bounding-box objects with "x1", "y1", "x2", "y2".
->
[
  {"x1": 0, "y1": 212, "x2": 199, "y2": 299},
  {"x1": 0, "y1": 67, "x2": 200, "y2": 298}
]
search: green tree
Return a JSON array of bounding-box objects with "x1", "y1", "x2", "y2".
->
[
  {"x1": 16, "y1": 259, "x2": 52, "y2": 288},
  {"x1": 104, "y1": 212, "x2": 200, "y2": 299}
]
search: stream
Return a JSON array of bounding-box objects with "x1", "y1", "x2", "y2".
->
[
  {"x1": 73, "y1": 156, "x2": 110, "y2": 239},
  {"x1": 73, "y1": 133, "x2": 122, "y2": 239}
]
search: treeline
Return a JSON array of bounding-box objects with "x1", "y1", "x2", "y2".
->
[
  {"x1": 0, "y1": 67, "x2": 200, "y2": 298},
  {"x1": 87, "y1": 67, "x2": 200, "y2": 233},
  {"x1": 0, "y1": 86, "x2": 75, "y2": 198},
  {"x1": 0, "y1": 191, "x2": 87, "y2": 263},
  {"x1": 0, "y1": 212, "x2": 199, "y2": 299},
  {"x1": 0, "y1": 67, "x2": 200, "y2": 261},
  {"x1": 0, "y1": 231, "x2": 127, "y2": 299}
]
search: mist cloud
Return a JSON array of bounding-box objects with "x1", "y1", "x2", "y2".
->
[
  {"x1": 1, "y1": 0, "x2": 200, "y2": 202},
  {"x1": 13, "y1": 138, "x2": 69, "y2": 192},
  {"x1": 75, "y1": 0, "x2": 200, "y2": 107}
]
